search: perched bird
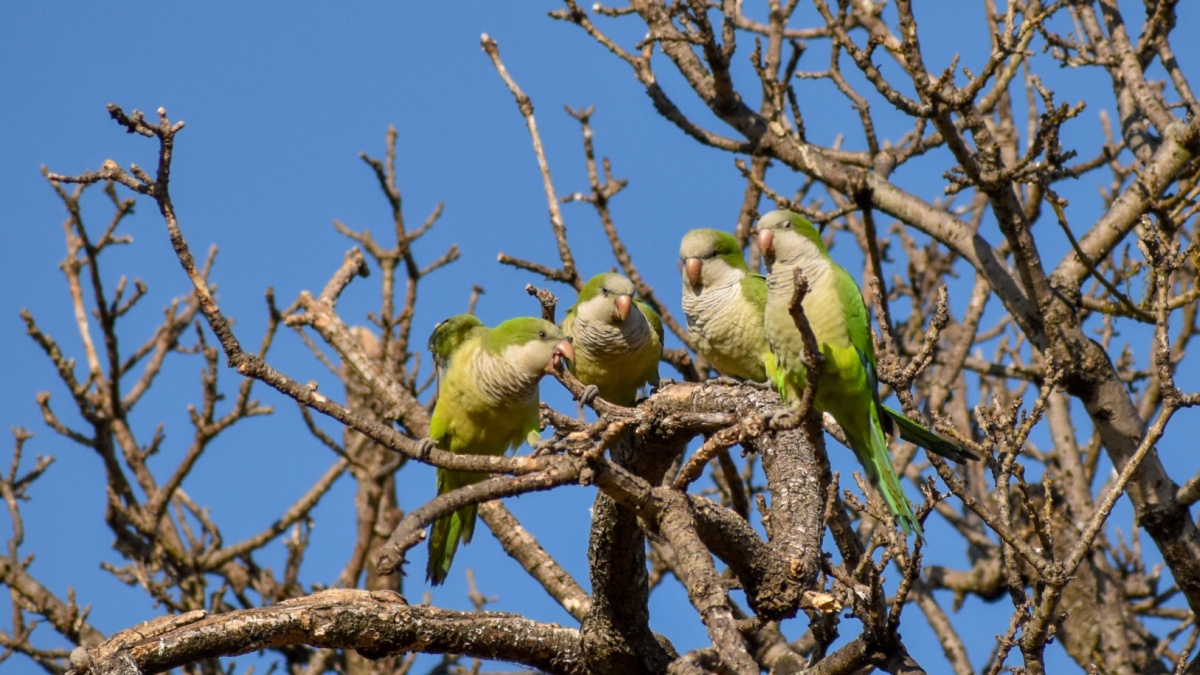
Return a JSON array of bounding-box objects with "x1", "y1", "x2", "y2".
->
[
  {"x1": 424, "y1": 316, "x2": 574, "y2": 585},
  {"x1": 679, "y1": 228, "x2": 775, "y2": 382},
  {"x1": 757, "y1": 210, "x2": 976, "y2": 538},
  {"x1": 562, "y1": 273, "x2": 663, "y2": 406}
]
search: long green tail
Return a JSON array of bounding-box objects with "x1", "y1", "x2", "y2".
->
[
  {"x1": 848, "y1": 406, "x2": 923, "y2": 540},
  {"x1": 427, "y1": 469, "x2": 480, "y2": 586},
  {"x1": 865, "y1": 443, "x2": 922, "y2": 539},
  {"x1": 883, "y1": 406, "x2": 978, "y2": 464}
]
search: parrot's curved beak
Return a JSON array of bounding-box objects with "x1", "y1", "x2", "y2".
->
[
  {"x1": 548, "y1": 338, "x2": 574, "y2": 373},
  {"x1": 757, "y1": 229, "x2": 775, "y2": 261},
  {"x1": 613, "y1": 294, "x2": 632, "y2": 322},
  {"x1": 684, "y1": 257, "x2": 703, "y2": 287}
]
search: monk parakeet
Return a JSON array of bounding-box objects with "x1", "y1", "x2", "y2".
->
[
  {"x1": 424, "y1": 315, "x2": 574, "y2": 585},
  {"x1": 562, "y1": 273, "x2": 663, "y2": 407},
  {"x1": 679, "y1": 228, "x2": 775, "y2": 382},
  {"x1": 757, "y1": 210, "x2": 976, "y2": 538}
]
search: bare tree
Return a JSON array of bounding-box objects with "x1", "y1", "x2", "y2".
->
[{"x1": 5, "y1": 1, "x2": 1200, "y2": 673}]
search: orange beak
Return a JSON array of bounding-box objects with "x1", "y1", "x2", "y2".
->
[
  {"x1": 757, "y1": 229, "x2": 775, "y2": 260},
  {"x1": 547, "y1": 338, "x2": 574, "y2": 373},
  {"x1": 614, "y1": 294, "x2": 632, "y2": 322},
  {"x1": 684, "y1": 257, "x2": 703, "y2": 286}
]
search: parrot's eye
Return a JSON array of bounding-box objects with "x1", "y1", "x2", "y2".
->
[
  {"x1": 601, "y1": 287, "x2": 609, "y2": 296},
  {"x1": 538, "y1": 330, "x2": 547, "y2": 339}
]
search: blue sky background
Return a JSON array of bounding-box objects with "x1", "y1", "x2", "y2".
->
[{"x1": 2, "y1": 3, "x2": 1198, "y2": 673}]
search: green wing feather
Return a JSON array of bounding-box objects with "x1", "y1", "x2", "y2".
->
[
  {"x1": 637, "y1": 299, "x2": 665, "y2": 344},
  {"x1": 560, "y1": 304, "x2": 578, "y2": 335},
  {"x1": 429, "y1": 315, "x2": 484, "y2": 360},
  {"x1": 739, "y1": 273, "x2": 774, "y2": 380},
  {"x1": 637, "y1": 299, "x2": 663, "y2": 389},
  {"x1": 429, "y1": 314, "x2": 485, "y2": 396},
  {"x1": 833, "y1": 265, "x2": 976, "y2": 460},
  {"x1": 739, "y1": 273, "x2": 767, "y2": 312},
  {"x1": 884, "y1": 407, "x2": 978, "y2": 463}
]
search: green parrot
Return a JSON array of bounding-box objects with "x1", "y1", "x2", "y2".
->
[
  {"x1": 562, "y1": 272, "x2": 664, "y2": 407},
  {"x1": 756, "y1": 210, "x2": 977, "y2": 538},
  {"x1": 424, "y1": 315, "x2": 574, "y2": 585},
  {"x1": 679, "y1": 228, "x2": 775, "y2": 382}
]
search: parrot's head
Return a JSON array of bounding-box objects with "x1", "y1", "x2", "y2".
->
[
  {"x1": 755, "y1": 210, "x2": 825, "y2": 269},
  {"x1": 488, "y1": 317, "x2": 574, "y2": 376},
  {"x1": 577, "y1": 273, "x2": 637, "y2": 324},
  {"x1": 679, "y1": 228, "x2": 749, "y2": 288}
]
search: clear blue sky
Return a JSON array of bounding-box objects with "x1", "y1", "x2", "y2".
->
[{"x1": 2, "y1": 3, "x2": 1196, "y2": 673}]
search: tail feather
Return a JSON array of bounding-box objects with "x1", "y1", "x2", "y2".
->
[
  {"x1": 771, "y1": 360, "x2": 805, "y2": 404},
  {"x1": 427, "y1": 503, "x2": 478, "y2": 586},
  {"x1": 427, "y1": 466, "x2": 483, "y2": 586},
  {"x1": 865, "y1": 446, "x2": 922, "y2": 539},
  {"x1": 850, "y1": 407, "x2": 923, "y2": 540},
  {"x1": 884, "y1": 406, "x2": 978, "y2": 464}
]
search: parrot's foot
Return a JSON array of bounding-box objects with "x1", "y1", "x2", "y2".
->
[
  {"x1": 708, "y1": 375, "x2": 741, "y2": 386},
  {"x1": 415, "y1": 437, "x2": 436, "y2": 460},
  {"x1": 576, "y1": 384, "x2": 600, "y2": 419},
  {"x1": 579, "y1": 384, "x2": 600, "y2": 406},
  {"x1": 767, "y1": 409, "x2": 801, "y2": 430},
  {"x1": 530, "y1": 437, "x2": 557, "y2": 456}
]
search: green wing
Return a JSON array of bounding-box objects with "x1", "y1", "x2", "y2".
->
[
  {"x1": 739, "y1": 273, "x2": 767, "y2": 312},
  {"x1": 560, "y1": 304, "x2": 578, "y2": 338},
  {"x1": 738, "y1": 273, "x2": 774, "y2": 381},
  {"x1": 636, "y1": 299, "x2": 665, "y2": 344},
  {"x1": 830, "y1": 265, "x2": 976, "y2": 464},
  {"x1": 884, "y1": 406, "x2": 978, "y2": 463},
  {"x1": 429, "y1": 314, "x2": 484, "y2": 360},
  {"x1": 429, "y1": 314, "x2": 485, "y2": 396},
  {"x1": 636, "y1": 299, "x2": 664, "y2": 391},
  {"x1": 832, "y1": 264, "x2": 876, "y2": 372}
]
